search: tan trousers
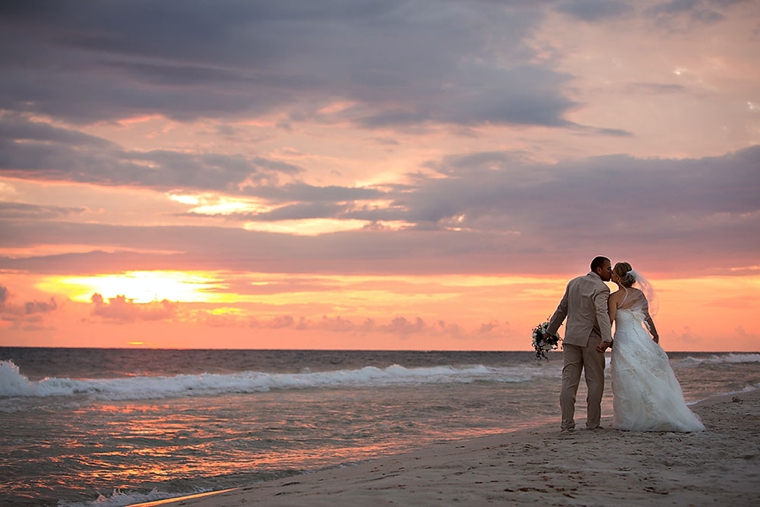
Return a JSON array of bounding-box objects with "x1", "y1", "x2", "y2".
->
[{"x1": 560, "y1": 342, "x2": 606, "y2": 430}]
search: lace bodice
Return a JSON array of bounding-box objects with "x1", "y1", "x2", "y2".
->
[{"x1": 617, "y1": 287, "x2": 648, "y2": 313}]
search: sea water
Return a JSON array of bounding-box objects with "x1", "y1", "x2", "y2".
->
[{"x1": 1, "y1": 348, "x2": 759, "y2": 507}]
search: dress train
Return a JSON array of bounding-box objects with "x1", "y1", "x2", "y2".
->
[{"x1": 611, "y1": 308, "x2": 704, "y2": 432}]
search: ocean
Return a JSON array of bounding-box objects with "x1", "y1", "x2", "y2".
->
[{"x1": 1, "y1": 347, "x2": 759, "y2": 507}]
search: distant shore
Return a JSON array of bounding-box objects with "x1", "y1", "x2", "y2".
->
[{"x1": 136, "y1": 388, "x2": 760, "y2": 507}]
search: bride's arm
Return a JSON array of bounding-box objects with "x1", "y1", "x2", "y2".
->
[
  {"x1": 645, "y1": 314, "x2": 659, "y2": 343},
  {"x1": 643, "y1": 300, "x2": 660, "y2": 343}
]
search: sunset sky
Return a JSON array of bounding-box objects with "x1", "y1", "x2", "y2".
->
[{"x1": 1, "y1": 0, "x2": 759, "y2": 351}]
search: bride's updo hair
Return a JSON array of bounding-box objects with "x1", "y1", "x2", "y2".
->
[{"x1": 614, "y1": 262, "x2": 636, "y2": 287}]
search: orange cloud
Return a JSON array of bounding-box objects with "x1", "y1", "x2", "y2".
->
[
  {"x1": 0, "y1": 284, "x2": 58, "y2": 330},
  {"x1": 90, "y1": 293, "x2": 177, "y2": 323}
]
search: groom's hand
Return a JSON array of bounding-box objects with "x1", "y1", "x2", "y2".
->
[{"x1": 597, "y1": 341, "x2": 612, "y2": 353}]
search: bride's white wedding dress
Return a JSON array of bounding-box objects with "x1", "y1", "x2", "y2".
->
[{"x1": 611, "y1": 293, "x2": 705, "y2": 432}]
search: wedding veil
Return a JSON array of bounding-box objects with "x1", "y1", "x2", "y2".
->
[{"x1": 629, "y1": 269, "x2": 659, "y2": 317}]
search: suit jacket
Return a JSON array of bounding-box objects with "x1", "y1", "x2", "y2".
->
[{"x1": 546, "y1": 272, "x2": 613, "y2": 348}]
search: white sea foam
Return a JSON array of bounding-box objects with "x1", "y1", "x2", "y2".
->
[
  {"x1": 0, "y1": 360, "x2": 559, "y2": 401},
  {"x1": 57, "y1": 487, "x2": 185, "y2": 507},
  {"x1": 674, "y1": 353, "x2": 760, "y2": 366}
]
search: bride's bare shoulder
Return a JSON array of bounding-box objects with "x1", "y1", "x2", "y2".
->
[{"x1": 609, "y1": 289, "x2": 624, "y2": 301}]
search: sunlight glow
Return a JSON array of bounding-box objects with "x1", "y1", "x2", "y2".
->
[
  {"x1": 168, "y1": 194, "x2": 200, "y2": 205},
  {"x1": 367, "y1": 220, "x2": 415, "y2": 231},
  {"x1": 210, "y1": 307, "x2": 245, "y2": 315},
  {"x1": 0, "y1": 180, "x2": 17, "y2": 197},
  {"x1": 192, "y1": 200, "x2": 256, "y2": 215},
  {"x1": 38, "y1": 271, "x2": 230, "y2": 303},
  {"x1": 11, "y1": 270, "x2": 760, "y2": 350},
  {"x1": 168, "y1": 193, "x2": 274, "y2": 216},
  {"x1": 243, "y1": 218, "x2": 369, "y2": 235}
]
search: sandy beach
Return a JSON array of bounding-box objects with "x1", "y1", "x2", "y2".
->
[{"x1": 137, "y1": 389, "x2": 760, "y2": 507}]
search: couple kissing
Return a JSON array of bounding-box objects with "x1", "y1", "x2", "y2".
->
[{"x1": 546, "y1": 256, "x2": 704, "y2": 433}]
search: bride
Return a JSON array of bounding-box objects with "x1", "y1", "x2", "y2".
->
[{"x1": 608, "y1": 262, "x2": 705, "y2": 432}]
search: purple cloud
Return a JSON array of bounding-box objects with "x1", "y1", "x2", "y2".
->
[
  {"x1": 0, "y1": 116, "x2": 301, "y2": 193},
  {"x1": 0, "y1": 1, "x2": 589, "y2": 129},
  {"x1": 1, "y1": 144, "x2": 758, "y2": 277}
]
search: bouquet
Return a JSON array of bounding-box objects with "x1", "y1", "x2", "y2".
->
[{"x1": 532, "y1": 321, "x2": 561, "y2": 360}]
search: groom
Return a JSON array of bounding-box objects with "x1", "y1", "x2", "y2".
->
[{"x1": 546, "y1": 256, "x2": 613, "y2": 431}]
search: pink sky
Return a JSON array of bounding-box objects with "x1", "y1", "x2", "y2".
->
[{"x1": 1, "y1": 0, "x2": 759, "y2": 351}]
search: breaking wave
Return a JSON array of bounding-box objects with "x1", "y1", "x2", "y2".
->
[
  {"x1": 673, "y1": 353, "x2": 760, "y2": 367},
  {"x1": 0, "y1": 359, "x2": 558, "y2": 401}
]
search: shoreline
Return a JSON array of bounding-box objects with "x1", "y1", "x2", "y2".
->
[{"x1": 133, "y1": 388, "x2": 760, "y2": 507}]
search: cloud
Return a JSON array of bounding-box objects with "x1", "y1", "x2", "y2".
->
[
  {"x1": 0, "y1": 284, "x2": 57, "y2": 315},
  {"x1": 0, "y1": 201, "x2": 87, "y2": 220},
  {"x1": 623, "y1": 82, "x2": 688, "y2": 95},
  {"x1": 247, "y1": 313, "x2": 507, "y2": 341},
  {"x1": 554, "y1": 0, "x2": 633, "y2": 21},
  {"x1": 0, "y1": 284, "x2": 59, "y2": 328},
  {"x1": 90, "y1": 293, "x2": 177, "y2": 322},
  {"x1": 139, "y1": 307, "x2": 506, "y2": 342},
  {"x1": 0, "y1": 116, "x2": 302, "y2": 193},
  {"x1": 0, "y1": 115, "x2": 116, "y2": 147},
  {"x1": 0, "y1": 1, "x2": 582, "y2": 129},
  {"x1": 644, "y1": 0, "x2": 746, "y2": 25},
  {"x1": 411, "y1": 145, "x2": 760, "y2": 225},
  {"x1": 208, "y1": 277, "x2": 342, "y2": 296},
  {"x1": 647, "y1": 0, "x2": 705, "y2": 16},
  {"x1": 1, "y1": 145, "x2": 758, "y2": 277},
  {"x1": 24, "y1": 299, "x2": 57, "y2": 314},
  {"x1": 245, "y1": 183, "x2": 384, "y2": 204},
  {"x1": 0, "y1": 117, "x2": 390, "y2": 202}
]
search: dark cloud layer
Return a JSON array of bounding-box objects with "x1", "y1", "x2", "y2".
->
[
  {"x1": 0, "y1": 1, "x2": 756, "y2": 280},
  {"x1": 0, "y1": 116, "x2": 301, "y2": 193},
  {"x1": 408, "y1": 145, "x2": 760, "y2": 226},
  {"x1": 0, "y1": 0, "x2": 579, "y2": 128},
  {"x1": 2, "y1": 145, "x2": 758, "y2": 277},
  {"x1": 555, "y1": 0, "x2": 634, "y2": 21},
  {"x1": 0, "y1": 202, "x2": 86, "y2": 220},
  {"x1": 644, "y1": 0, "x2": 746, "y2": 25}
]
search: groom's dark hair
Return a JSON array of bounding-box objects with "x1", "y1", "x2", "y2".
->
[{"x1": 590, "y1": 256, "x2": 610, "y2": 272}]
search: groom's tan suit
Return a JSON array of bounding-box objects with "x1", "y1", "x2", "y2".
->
[{"x1": 547, "y1": 271, "x2": 613, "y2": 430}]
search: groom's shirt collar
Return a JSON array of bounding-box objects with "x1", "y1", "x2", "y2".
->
[{"x1": 587, "y1": 271, "x2": 603, "y2": 281}]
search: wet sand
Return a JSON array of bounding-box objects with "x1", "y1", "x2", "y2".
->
[{"x1": 137, "y1": 389, "x2": 760, "y2": 507}]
